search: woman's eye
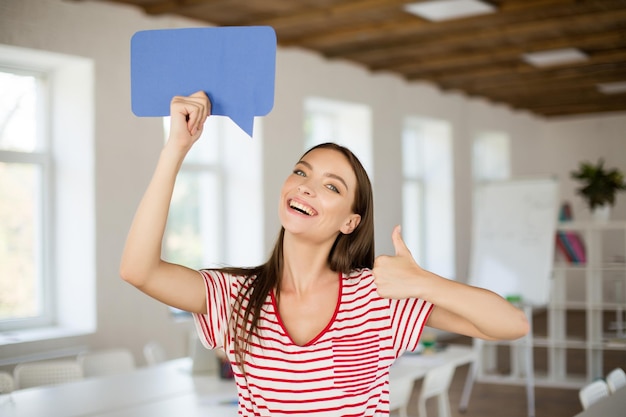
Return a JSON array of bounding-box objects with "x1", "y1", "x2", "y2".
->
[
  {"x1": 326, "y1": 184, "x2": 340, "y2": 193},
  {"x1": 293, "y1": 169, "x2": 305, "y2": 177}
]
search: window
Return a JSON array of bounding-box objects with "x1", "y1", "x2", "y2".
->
[
  {"x1": 402, "y1": 117, "x2": 455, "y2": 278},
  {"x1": 0, "y1": 69, "x2": 50, "y2": 327},
  {"x1": 0, "y1": 45, "x2": 95, "y2": 339},
  {"x1": 473, "y1": 131, "x2": 511, "y2": 181},
  {"x1": 163, "y1": 117, "x2": 264, "y2": 272},
  {"x1": 304, "y1": 97, "x2": 373, "y2": 177}
]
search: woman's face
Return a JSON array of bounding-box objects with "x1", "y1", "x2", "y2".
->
[{"x1": 279, "y1": 147, "x2": 361, "y2": 242}]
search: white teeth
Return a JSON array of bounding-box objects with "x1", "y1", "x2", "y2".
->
[{"x1": 290, "y1": 200, "x2": 315, "y2": 216}]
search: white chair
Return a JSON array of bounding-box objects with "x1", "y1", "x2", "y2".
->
[
  {"x1": 417, "y1": 363, "x2": 456, "y2": 417},
  {"x1": 143, "y1": 341, "x2": 167, "y2": 366},
  {"x1": 389, "y1": 363, "x2": 456, "y2": 417},
  {"x1": 606, "y1": 367, "x2": 626, "y2": 393},
  {"x1": 78, "y1": 348, "x2": 136, "y2": 378},
  {"x1": 578, "y1": 379, "x2": 610, "y2": 410},
  {"x1": 13, "y1": 360, "x2": 83, "y2": 389},
  {"x1": 0, "y1": 371, "x2": 15, "y2": 393}
]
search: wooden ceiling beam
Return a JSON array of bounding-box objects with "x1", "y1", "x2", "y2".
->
[
  {"x1": 521, "y1": 96, "x2": 626, "y2": 117},
  {"x1": 244, "y1": 0, "x2": 412, "y2": 30},
  {"x1": 141, "y1": 0, "x2": 220, "y2": 16},
  {"x1": 403, "y1": 51, "x2": 626, "y2": 93},
  {"x1": 442, "y1": 75, "x2": 626, "y2": 114},
  {"x1": 288, "y1": 1, "x2": 624, "y2": 51},
  {"x1": 438, "y1": 69, "x2": 626, "y2": 102},
  {"x1": 327, "y1": 7, "x2": 626, "y2": 61},
  {"x1": 468, "y1": 72, "x2": 626, "y2": 101},
  {"x1": 471, "y1": 71, "x2": 626, "y2": 95},
  {"x1": 279, "y1": 0, "x2": 579, "y2": 47},
  {"x1": 483, "y1": 83, "x2": 622, "y2": 105},
  {"x1": 247, "y1": 0, "x2": 579, "y2": 31},
  {"x1": 413, "y1": 50, "x2": 626, "y2": 85},
  {"x1": 370, "y1": 31, "x2": 626, "y2": 74}
]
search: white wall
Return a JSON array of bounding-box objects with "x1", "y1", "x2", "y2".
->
[{"x1": 1, "y1": 0, "x2": 625, "y2": 364}]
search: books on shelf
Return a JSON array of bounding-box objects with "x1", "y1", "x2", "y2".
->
[
  {"x1": 555, "y1": 202, "x2": 586, "y2": 264},
  {"x1": 556, "y1": 231, "x2": 586, "y2": 264}
]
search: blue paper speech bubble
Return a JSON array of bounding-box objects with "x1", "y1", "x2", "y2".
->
[{"x1": 130, "y1": 26, "x2": 276, "y2": 137}]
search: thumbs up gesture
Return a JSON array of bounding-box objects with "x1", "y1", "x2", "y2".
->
[{"x1": 373, "y1": 225, "x2": 424, "y2": 299}]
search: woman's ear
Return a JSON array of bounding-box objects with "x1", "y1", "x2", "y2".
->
[{"x1": 340, "y1": 214, "x2": 361, "y2": 234}]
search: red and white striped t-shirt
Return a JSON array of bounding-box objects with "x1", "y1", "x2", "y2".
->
[{"x1": 193, "y1": 268, "x2": 433, "y2": 417}]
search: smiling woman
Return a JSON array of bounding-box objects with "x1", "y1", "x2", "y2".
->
[{"x1": 120, "y1": 92, "x2": 529, "y2": 417}]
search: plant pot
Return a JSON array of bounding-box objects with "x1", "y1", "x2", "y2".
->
[{"x1": 591, "y1": 204, "x2": 611, "y2": 222}]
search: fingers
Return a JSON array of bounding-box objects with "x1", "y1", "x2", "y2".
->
[
  {"x1": 171, "y1": 91, "x2": 211, "y2": 136},
  {"x1": 186, "y1": 91, "x2": 210, "y2": 135},
  {"x1": 391, "y1": 225, "x2": 412, "y2": 257}
]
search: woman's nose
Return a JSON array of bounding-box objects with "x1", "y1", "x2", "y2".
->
[{"x1": 297, "y1": 183, "x2": 314, "y2": 196}]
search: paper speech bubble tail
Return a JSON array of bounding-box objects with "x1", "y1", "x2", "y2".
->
[
  {"x1": 229, "y1": 114, "x2": 255, "y2": 138},
  {"x1": 226, "y1": 100, "x2": 257, "y2": 137}
]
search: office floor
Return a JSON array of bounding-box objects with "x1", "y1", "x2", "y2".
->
[{"x1": 408, "y1": 310, "x2": 626, "y2": 417}]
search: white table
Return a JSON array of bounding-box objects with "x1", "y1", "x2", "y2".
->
[
  {"x1": 0, "y1": 345, "x2": 477, "y2": 417},
  {"x1": 0, "y1": 358, "x2": 238, "y2": 417},
  {"x1": 389, "y1": 344, "x2": 478, "y2": 413},
  {"x1": 573, "y1": 386, "x2": 626, "y2": 417}
]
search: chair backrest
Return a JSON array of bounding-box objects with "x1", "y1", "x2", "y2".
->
[
  {"x1": 78, "y1": 348, "x2": 136, "y2": 378},
  {"x1": 13, "y1": 360, "x2": 83, "y2": 389},
  {"x1": 417, "y1": 363, "x2": 456, "y2": 417},
  {"x1": 606, "y1": 367, "x2": 626, "y2": 393},
  {"x1": 0, "y1": 371, "x2": 15, "y2": 394},
  {"x1": 143, "y1": 341, "x2": 167, "y2": 366},
  {"x1": 421, "y1": 362, "x2": 456, "y2": 399},
  {"x1": 578, "y1": 379, "x2": 610, "y2": 410}
]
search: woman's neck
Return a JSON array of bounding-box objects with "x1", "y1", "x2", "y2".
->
[{"x1": 280, "y1": 232, "x2": 337, "y2": 296}]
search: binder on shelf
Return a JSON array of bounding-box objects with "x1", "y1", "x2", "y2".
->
[
  {"x1": 555, "y1": 232, "x2": 573, "y2": 263},
  {"x1": 567, "y1": 232, "x2": 586, "y2": 263},
  {"x1": 555, "y1": 202, "x2": 586, "y2": 264},
  {"x1": 556, "y1": 231, "x2": 586, "y2": 264}
]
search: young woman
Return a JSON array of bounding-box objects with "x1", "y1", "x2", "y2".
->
[{"x1": 120, "y1": 91, "x2": 529, "y2": 416}]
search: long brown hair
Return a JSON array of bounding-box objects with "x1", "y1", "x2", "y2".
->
[{"x1": 216, "y1": 143, "x2": 374, "y2": 372}]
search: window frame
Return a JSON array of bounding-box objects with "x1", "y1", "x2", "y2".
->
[
  {"x1": 0, "y1": 68, "x2": 55, "y2": 330},
  {"x1": 304, "y1": 96, "x2": 374, "y2": 178},
  {"x1": 162, "y1": 117, "x2": 226, "y2": 272},
  {"x1": 162, "y1": 116, "x2": 265, "y2": 282},
  {"x1": 401, "y1": 116, "x2": 456, "y2": 279},
  {"x1": 0, "y1": 45, "x2": 96, "y2": 344}
]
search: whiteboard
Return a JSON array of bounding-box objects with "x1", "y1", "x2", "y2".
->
[{"x1": 468, "y1": 178, "x2": 559, "y2": 306}]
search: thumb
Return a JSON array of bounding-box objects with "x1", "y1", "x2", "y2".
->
[{"x1": 392, "y1": 225, "x2": 411, "y2": 257}]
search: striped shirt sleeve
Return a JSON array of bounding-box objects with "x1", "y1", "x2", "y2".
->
[
  {"x1": 192, "y1": 269, "x2": 234, "y2": 350},
  {"x1": 389, "y1": 296, "x2": 434, "y2": 357}
]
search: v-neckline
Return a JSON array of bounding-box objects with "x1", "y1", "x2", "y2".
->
[{"x1": 270, "y1": 272, "x2": 343, "y2": 347}]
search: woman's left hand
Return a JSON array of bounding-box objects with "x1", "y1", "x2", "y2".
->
[{"x1": 372, "y1": 225, "x2": 425, "y2": 299}]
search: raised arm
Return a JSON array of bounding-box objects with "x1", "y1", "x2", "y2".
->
[
  {"x1": 120, "y1": 92, "x2": 211, "y2": 314},
  {"x1": 373, "y1": 225, "x2": 529, "y2": 341}
]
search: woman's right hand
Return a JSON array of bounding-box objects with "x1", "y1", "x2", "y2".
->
[{"x1": 167, "y1": 91, "x2": 211, "y2": 152}]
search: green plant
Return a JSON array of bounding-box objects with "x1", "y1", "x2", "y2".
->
[{"x1": 570, "y1": 159, "x2": 626, "y2": 209}]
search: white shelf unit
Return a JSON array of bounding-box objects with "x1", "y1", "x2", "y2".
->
[
  {"x1": 550, "y1": 220, "x2": 626, "y2": 387},
  {"x1": 477, "y1": 221, "x2": 626, "y2": 388}
]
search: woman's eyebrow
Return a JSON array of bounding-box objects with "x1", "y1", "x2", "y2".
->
[{"x1": 296, "y1": 160, "x2": 349, "y2": 191}]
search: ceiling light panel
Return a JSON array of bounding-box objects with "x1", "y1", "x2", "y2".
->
[
  {"x1": 404, "y1": 0, "x2": 497, "y2": 22},
  {"x1": 522, "y1": 48, "x2": 589, "y2": 67},
  {"x1": 597, "y1": 81, "x2": 626, "y2": 95}
]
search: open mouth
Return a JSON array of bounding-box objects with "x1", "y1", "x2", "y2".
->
[{"x1": 289, "y1": 199, "x2": 316, "y2": 216}]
